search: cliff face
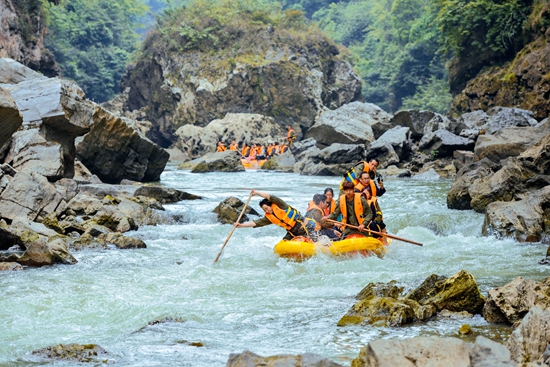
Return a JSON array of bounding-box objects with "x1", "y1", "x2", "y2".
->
[
  {"x1": 0, "y1": 0, "x2": 58, "y2": 76},
  {"x1": 450, "y1": 4, "x2": 550, "y2": 120},
  {"x1": 121, "y1": 9, "x2": 362, "y2": 148}
]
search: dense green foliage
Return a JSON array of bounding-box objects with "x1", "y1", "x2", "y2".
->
[
  {"x1": 150, "y1": 0, "x2": 329, "y2": 58},
  {"x1": 312, "y1": 0, "x2": 450, "y2": 113},
  {"x1": 42, "y1": 0, "x2": 148, "y2": 102},
  {"x1": 434, "y1": 0, "x2": 533, "y2": 57}
]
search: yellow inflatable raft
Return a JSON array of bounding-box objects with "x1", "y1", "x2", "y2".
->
[
  {"x1": 274, "y1": 235, "x2": 387, "y2": 260},
  {"x1": 240, "y1": 158, "x2": 267, "y2": 169}
]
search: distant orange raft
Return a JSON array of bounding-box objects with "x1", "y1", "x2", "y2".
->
[
  {"x1": 274, "y1": 234, "x2": 388, "y2": 260},
  {"x1": 240, "y1": 158, "x2": 267, "y2": 170}
]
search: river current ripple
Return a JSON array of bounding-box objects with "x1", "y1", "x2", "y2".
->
[{"x1": 1, "y1": 166, "x2": 548, "y2": 366}]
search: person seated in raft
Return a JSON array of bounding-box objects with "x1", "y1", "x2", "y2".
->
[
  {"x1": 279, "y1": 142, "x2": 289, "y2": 154},
  {"x1": 274, "y1": 142, "x2": 281, "y2": 156},
  {"x1": 229, "y1": 140, "x2": 238, "y2": 151},
  {"x1": 235, "y1": 190, "x2": 316, "y2": 241},
  {"x1": 256, "y1": 144, "x2": 267, "y2": 160},
  {"x1": 241, "y1": 143, "x2": 250, "y2": 158},
  {"x1": 323, "y1": 188, "x2": 336, "y2": 216},
  {"x1": 323, "y1": 180, "x2": 373, "y2": 239},
  {"x1": 368, "y1": 211, "x2": 388, "y2": 245},
  {"x1": 248, "y1": 144, "x2": 258, "y2": 160},
  {"x1": 267, "y1": 142, "x2": 276, "y2": 157},
  {"x1": 338, "y1": 158, "x2": 379, "y2": 195},
  {"x1": 355, "y1": 172, "x2": 384, "y2": 216},
  {"x1": 216, "y1": 141, "x2": 227, "y2": 152},
  {"x1": 305, "y1": 194, "x2": 341, "y2": 240}
]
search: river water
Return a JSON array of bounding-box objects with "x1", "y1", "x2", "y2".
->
[{"x1": 1, "y1": 165, "x2": 549, "y2": 366}]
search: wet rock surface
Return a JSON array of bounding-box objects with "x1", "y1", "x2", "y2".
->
[
  {"x1": 227, "y1": 350, "x2": 345, "y2": 367},
  {"x1": 338, "y1": 270, "x2": 484, "y2": 327},
  {"x1": 482, "y1": 277, "x2": 550, "y2": 324},
  {"x1": 351, "y1": 336, "x2": 516, "y2": 367},
  {"x1": 507, "y1": 306, "x2": 550, "y2": 366},
  {"x1": 31, "y1": 343, "x2": 110, "y2": 363},
  {"x1": 214, "y1": 197, "x2": 260, "y2": 225}
]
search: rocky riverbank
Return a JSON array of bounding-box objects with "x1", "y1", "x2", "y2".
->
[{"x1": 0, "y1": 58, "x2": 200, "y2": 269}]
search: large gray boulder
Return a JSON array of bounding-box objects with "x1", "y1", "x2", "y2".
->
[
  {"x1": 0, "y1": 58, "x2": 48, "y2": 84},
  {"x1": 261, "y1": 150, "x2": 296, "y2": 172},
  {"x1": 389, "y1": 110, "x2": 443, "y2": 140},
  {"x1": 474, "y1": 126, "x2": 548, "y2": 163},
  {"x1": 0, "y1": 169, "x2": 63, "y2": 221},
  {"x1": 304, "y1": 102, "x2": 391, "y2": 147},
  {"x1": 482, "y1": 277, "x2": 550, "y2": 324},
  {"x1": 351, "y1": 336, "x2": 516, "y2": 367},
  {"x1": 482, "y1": 186, "x2": 550, "y2": 242},
  {"x1": 507, "y1": 306, "x2": 550, "y2": 366},
  {"x1": 450, "y1": 110, "x2": 491, "y2": 139},
  {"x1": 179, "y1": 151, "x2": 244, "y2": 173},
  {"x1": 5, "y1": 129, "x2": 65, "y2": 180},
  {"x1": 175, "y1": 113, "x2": 284, "y2": 161},
  {"x1": 292, "y1": 139, "x2": 357, "y2": 176},
  {"x1": 368, "y1": 126, "x2": 411, "y2": 161},
  {"x1": 484, "y1": 107, "x2": 538, "y2": 134},
  {"x1": 2, "y1": 76, "x2": 96, "y2": 178},
  {"x1": 227, "y1": 350, "x2": 344, "y2": 367},
  {"x1": 419, "y1": 130, "x2": 475, "y2": 158},
  {"x1": 0, "y1": 86, "x2": 22, "y2": 152},
  {"x1": 76, "y1": 108, "x2": 169, "y2": 183},
  {"x1": 447, "y1": 158, "x2": 501, "y2": 210}
]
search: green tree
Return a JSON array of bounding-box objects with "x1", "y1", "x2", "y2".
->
[{"x1": 42, "y1": 0, "x2": 148, "y2": 102}]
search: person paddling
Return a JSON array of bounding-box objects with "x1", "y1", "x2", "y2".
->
[
  {"x1": 216, "y1": 141, "x2": 227, "y2": 152},
  {"x1": 236, "y1": 190, "x2": 316, "y2": 240},
  {"x1": 305, "y1": 194, "x2": 341, "y2": 240},
  {"x1": 368, "y1": 211, "x2": 388, "y2": 245},
  {"x1": 324, "y1": 181, "x2": 373, "y2": 239}
]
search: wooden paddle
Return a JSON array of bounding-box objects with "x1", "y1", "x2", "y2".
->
[
  {"x1": 324, "y1": 218, "x2": 423, "y2": 246},
  {"x1": 213, "y1": 193, "x2": 254, "y2": 263}
]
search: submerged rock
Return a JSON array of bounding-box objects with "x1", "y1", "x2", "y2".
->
[
  {"x1": 0, "y1": 262, "x2": 23, "y2": 271},
  {"x1": 31, "y1": 343, "x2": 109, "y2": 363},
  {"x1": 134, "y1": 186, "x2": 201, "y2": 203},
  {"x1": 213, "y1": 197, "x2": 260, "y2": 225},
  {"x1": 227, "y1": 350, "x2": 344, "y2": 367}
]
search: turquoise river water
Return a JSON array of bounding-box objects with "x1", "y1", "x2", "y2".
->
[{"x1": 1, "y1": 165, "x2": 549, "y2": 366}]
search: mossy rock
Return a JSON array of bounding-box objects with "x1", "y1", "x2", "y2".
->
[
  {"x1": 41, "y1": 214, "x2": 65, "y2": 235},
  {"x1": 337, "y1": 296, "x2": 436, "y2": 327},
  {"x1": 355, "y1": 281, "x2": 404, "y2": 300},
  {"x1": 408, "y1": 270, "x2": 485, "y2": 314},
  {"x1": 19, "y1": 230, "x2": 39, "y2": 244},
  {"x1": 31, "y1": 344, "x2": 109, "y2": 363}
]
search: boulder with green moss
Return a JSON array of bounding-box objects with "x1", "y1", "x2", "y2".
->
[{"x1": 407, "y1": 270, "x2": 485, "y2": 314}]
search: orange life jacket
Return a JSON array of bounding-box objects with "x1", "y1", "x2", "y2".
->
[
  {"x1": 280, "y1": 145, "x2": 288, "y2": 153},
  {"x1": 324, "y1": 199, "x2": 336, "y2": 216},
  {"x1": 340, "y1": 161, "x2": 370, "y2": 188},
  {"x1": 265, "y1": 204, "x2": 300, "y2": 231},
  {"x1": 339, "y1": 193, "x2": 364, "y2": 226},
  {"x1": 242, "y1": 146, "x2": 250, "y2": 157},
  {"x1": 305, "y1": 202, "x2": 323, "y2": 230},
  {"x1": 229, "y1": 143, "x2": 238, "y2": 151},
  {"x1": 355, "y1": 180, "x2": 377, "y2": 198},
  {"x1": 217, "y1": 144, "x2": 226, "y2": 152},
  {"x1": 258, "y1": 146, "x2": 266, "y2": 156},
  {"x1": 287, "y1": 128, "x2": 296, "y2": 140}
]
